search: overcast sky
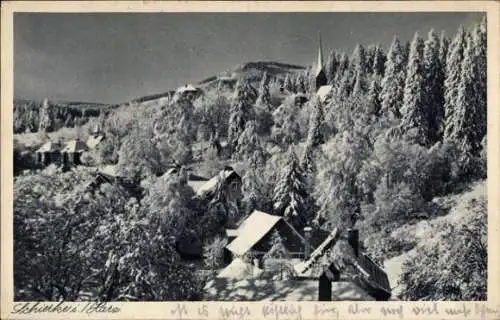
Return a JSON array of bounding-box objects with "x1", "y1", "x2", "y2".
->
[{"x1": 14, "y1": 12, "x2": 484, "y2": 104}]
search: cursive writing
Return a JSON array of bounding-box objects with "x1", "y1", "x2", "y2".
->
[
  {"x1": 262, "y1": 303, "x2": 302, "y2": 320},
  {"x1": 12, "y1": 301, "x2": 120, "y2": 314}
]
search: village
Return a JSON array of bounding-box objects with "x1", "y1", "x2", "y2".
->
[
  {"x1": 12, "y1": 12, "x2": 487, "y2": 303},
  {"x1": 29, "y1": 37, "x2": 394, "y2": 302}
]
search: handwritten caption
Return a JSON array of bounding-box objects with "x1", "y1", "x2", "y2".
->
[{"x1": 10, "y1": 301, "x2": 500, "y2": 319}]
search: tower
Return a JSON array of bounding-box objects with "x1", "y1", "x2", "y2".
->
[{"x1": 315, "y1": 32, "x2": 328, "y2": 91}]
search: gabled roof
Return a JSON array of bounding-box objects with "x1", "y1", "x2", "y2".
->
[
  {"x1": 61, "y1": 139, "x2": 89, "y2": 153},
  {"x1": 294, "y1": 228, "x2": 340, "y2": 276},
  {"x1": 176, "y1": 84, "x2": 199, "y2": 93},
  {"x1": 293, "y1": 228, "x2": 391, "y2": 298},
  {"x1": 226, "y1": 210, "x2": 281, "y2": 256},
  {"x1": 36, "y1": 141, "x2": 61, "y2": 153},
  {"x1": 196, "y1": 168, "x2": 240, "y2": 197}
]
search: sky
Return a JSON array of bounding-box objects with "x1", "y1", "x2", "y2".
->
[{"x1": 14, "y1": 12, "x2": 484, "y2": 104}]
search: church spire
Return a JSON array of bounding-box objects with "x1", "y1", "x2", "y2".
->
[
  {"x1": 315, "y1": 31, "x2": 324, "y2": 76},
  {"x1": 314, "y1": 31, "x2": 327, "y2": 91}
]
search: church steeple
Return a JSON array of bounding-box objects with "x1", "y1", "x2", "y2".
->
[
  {"x1": 314, "y1": 31, "x2": 327, "y2": 91},
  {"x1": 316, "y1": 31, "x2": 324, "y2": 76}
]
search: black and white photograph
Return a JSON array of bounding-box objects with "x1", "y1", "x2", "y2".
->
[{"x1": 8, "y1": 6, "x2": 489, "y2": 304}]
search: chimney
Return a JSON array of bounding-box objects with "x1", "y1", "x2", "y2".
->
[
  {"x1": 347, "y1": 228, "x2": 359, "y2": 257},
  {"x1": 303, "y1": 226, "x2": 313, "y2": 260}
]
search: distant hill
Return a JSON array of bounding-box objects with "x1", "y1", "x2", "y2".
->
[{"x1": 127, "y1": 61, "x2": 308, "y2": 105}]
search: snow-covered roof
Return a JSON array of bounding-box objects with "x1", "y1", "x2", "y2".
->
[
  {"x1": 86, "y1": 134, "x2": 104, "y2": 149},
  {"x1": 317, "y1": 85, "x2": 334, "y2": 102},
  {"x1": 294, "y1": 228, "x2": 340, "y2": 276},
  {"x1": 196, "y1": 168, "x2": 239, "y2": 197},
  {"x1": 225, "y1": 210, "x2": 282, "y2": 256},
  {"x1": 36, "y1": 141, "x2": 61, "y2": 153},
  {"x1": 61, "y1": 139, "x2": 89, "y2": 153},
  {"x1": 216, "y1": 258, "x2": 263, "y2": 279},
  {"x1": 176, "y1": 84, "x2": 199, "y2": 93},
  {"x1": 203, "y1": 279, "x2": 375, "y2": 301}
]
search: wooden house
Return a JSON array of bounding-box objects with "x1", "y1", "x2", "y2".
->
[
  {"x1": 35, "y1": 141, "x2": 62, "y2": 167},
  {"x1": 61, "y1": 139, "x2": 89, "y2": 166}
]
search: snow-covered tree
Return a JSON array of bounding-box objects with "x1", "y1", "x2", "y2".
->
[
  {"x1": 400, "y1": 32, "x2": 428, "y2": 145},
  {"x1": 326, "y1": 50, "x2": 339, "y2": 84},
  {"x1": 422, "y1": 29, "x2": 444, "y2": 144},
  {"x1": 256, "y1": 72, "x2": 271, "y2": 109},
  {"x1": 372, "y1": 44, "x2": 387, "y2": 77},
  {"x1": 443, "y1": 26, "x2": 467, "y2": 141},
  {"x1": 380, "y1": 37, "x2": 407, "y2": 119},
  {"x1": 273, "y1": 149, "x2": 311, "y2": 230},
  {"x1": 334, "y1": 53, "x2": 350, "y2": 86},
  {"x1": 367, "y1": 77, "x2": 382, "y2": 116},
  {"x1": 452, "y1": 26, "x2": 486, "y2": 156},
  {"x1": 227, "y1": 79, "x2": 257, "y2": 150},
  {"x1": 38, "y1": 98, "x2": 53, "y2": 133}
]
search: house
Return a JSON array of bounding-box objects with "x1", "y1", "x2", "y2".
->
[
  {"x1": 225, "y1": 210, "x2": 310, "y2": 264},
  {"x1": 61, "y1": 139, "x2": 89, "y2": 166},
  {"x1": 294, "y1": 228, "x2": 392, "y2": 301},
  {"x1": 85, "y1": 170, "x2": 144, "y2": 200},
  {"x1": 175, "y1": 84, "x2": 202, "y2": 101},
  {"x1": 194, "y1": 166, "x2": 242, "y2": 203},
  {"x1": 209, "y1": 220, "x2": 391, "y2": 301},
  {"x1": 35, "y1": 141, "x2": 62, "y2": 167}
]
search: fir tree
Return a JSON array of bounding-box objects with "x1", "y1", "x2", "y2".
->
[
  {"x1": 366, "y1": 44, "x2": 377, "y2": 74},
  {"x1": 372, "y1": 44, "x2": 387, "y2": 77},
  {"x1": 400, "y1": 32, "x2": 428, "y2": 145},
  {"x1": 256, "y1": 72, "x2": 271, "y2": 109},
  {"x1": 443, "y1": 26, "x2": 466, "y2": 141},
  {"x1": 422, "y1": 29, "x2": 444, "y2": 144},
  {"x1": 380, "y1": 37, "x2": 407, "y2": 119},
  {"x1": 263, "y1": 230, "x2": 292, "y2": 280},
  {"x1": 326, "y1": 50, "x2": 338, "y2": 84},
  {"x1": 471, "y1": 17, "x2": 487, "y2": 149},
  {"x1": 227, "y1": 79, "x2": 257, "y2": 150},
  {"x1": 367, "y1": 78, "x2": 382, "y2": 116},
  {"x1": 273, "y1": 149, "x2": 311, "y2": 230},
  {"x1": 453, "y1": 23, "x2": 487, "y2": 156},
  {"x1": 38, "y1": 98, "x2": 52, "y2": 133},
  {"x1": 436, "y1": 31, "x2": 449, "y2": 136},
  {"x1": 334, "y1": 53, "x2": 350, "y2": 86},
  {"x1": 302, "y1": 98, "x2": 325, "y2": 176},
  {"x1": 295, "y1": 72, "x2": 308, "y2": 94}
]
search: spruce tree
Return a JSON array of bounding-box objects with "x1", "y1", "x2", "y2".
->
[
  {"x1": 372, "y1": 44, "x2": 387, "y2": 77},
  {"x1": 422, "y1": 29, "x2": 444, "y2": 144},
  {"x1": 227, "y1": 79, "x2": 257, "y2": 150},
  {"x1": 400, "y1": 32, "x2": 428, "y2": 145},
  {"x1": 256, "y1": 72, "x2": 271, "y2": 109},
  {"x1": 326, "y1": 50, "x2": 338, "y2": 84},
  {"x1": 380, "y1": 37, "x2": 407, "y2": 119},
  {"x1": 452, "y1": 22, "x2": 487, "y2": 156},
  {"x1": 436, "y1": 31, "x2": 449, "y2": 137},
  {"x1": 443, "y1": 26, "x2": 466, "y2": 141},
  {"x1": 273, "y1": 149, "x2": 311, "y2": 230},
  {"x1": 38, "y1": 98, "x2": 52, "y2": 133},
  {"x1": 367, "y1": 78, "x2": 382, "y2": 116},
  {"x1": 471, "y1": 17, "x2": 487, "y2": 148},
  {"x1": 366, "y1": 44, "x2": 377, "y2": 75},
  {"x1": 334, "y1": 53, "x2": 350, "y2": 86},
  {"x1": 302, "y1": 98, "x2": 325, "y2": 175}
]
